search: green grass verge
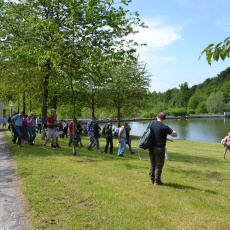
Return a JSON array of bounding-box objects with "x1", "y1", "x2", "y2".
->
[{"x1": 4, "y1": 131, "x2": 230, "y2": 230}]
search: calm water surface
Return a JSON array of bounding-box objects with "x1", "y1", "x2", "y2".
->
[{"x1": 114, "y1": 118, "x2": 230, "y2": 143}]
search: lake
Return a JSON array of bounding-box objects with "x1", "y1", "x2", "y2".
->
[{"x1": 114, "y1": 118, "x2": 230, "y2": 143}]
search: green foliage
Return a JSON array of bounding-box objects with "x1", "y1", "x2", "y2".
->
[
  {"x1": 199, "y1": 37, "x2": 230, "y2": 65},
  {"x1": 187, "y1": 96, "x2": 199, "y2": 110},
  {"x1": 187, "y1": 109, "x2": 196, "y2": 115},
  {"x1": 196, "y1": 101, "x2": 207, "y2": 114},
  {"x1": 221, "y1": 80, "x2": 230, "y2": 102},
  {"x1": 0, "y1": 0, "x2": 147, "y2": 122},
  {"x1": 206, "y1": 91, "x2": 225, "y2": 114},
  {"x1": 164, "y1": 108, "x2": 187, "y2": 117},
  {"x1": 142, "y1": 111, "x2": 157, "y2": 118},
  {"x1": 226, "y1": 101, "x2": 230, "y2": 112}
]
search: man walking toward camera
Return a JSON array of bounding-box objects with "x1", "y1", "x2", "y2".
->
[
  {"x1": 149, "y1": 112, "x2": 177, "y2": 185},
  {"x1": 104, "y1": 119, "x2": 114, "y2": 154},
  {"x1": 117, "y1": 122, "x2": 129, "y2": 157},
  {"x1": 36, "y1": 115, "x2": 42, "y2": 134},
  {"x1": 86, "y1": 117, "x2": 96, "y2": 151},
  {"x1": 42, "y1": 109, "x2": 58, "y2": 150}
]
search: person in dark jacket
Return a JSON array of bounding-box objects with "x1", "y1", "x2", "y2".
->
[
  {"x1": 125, "y1": 125, "x2": 135, "y2": 154},
  {"x1": 149, "y1": 112, "x2": 177, "y2": 186},
  {"x1": 76, "y1": 120, "x2": 83, "y2": 147},
  {"x1": 94, "y1": 120, "x2": 101, "y2": 151}
]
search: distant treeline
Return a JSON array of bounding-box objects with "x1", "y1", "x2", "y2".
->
[{"x1": 141, "y1": 67, "x2": 230, "y2": 118}]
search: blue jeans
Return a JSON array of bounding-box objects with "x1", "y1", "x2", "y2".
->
[
  {"x1": 37, "y1": 124, "x2": 41, "y2": 134},
  {"x1": 118, "y1": 138, "x2": 127, "y2": 156},
  {"x1": 28, "y1": 127, "x2": 37, "y2": 145},
  {"x1": 126, "y1": 138, "x2": 133, "y2": 153},
  {"x1": 15, "y1": 126, "x2": 22, "y2": 146}
]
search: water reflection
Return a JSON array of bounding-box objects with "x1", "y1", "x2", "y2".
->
[{"x1": 113, "y1": 118, "x2": 230, "y2": 143}]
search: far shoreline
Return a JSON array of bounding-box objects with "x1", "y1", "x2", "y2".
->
[{"x1": 77, "y1": 114, "x2": 229, "y2": 124}]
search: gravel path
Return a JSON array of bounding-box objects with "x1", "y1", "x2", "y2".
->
[{"x1": 0, "y1": 130, "x2": 32, "y2": 230}]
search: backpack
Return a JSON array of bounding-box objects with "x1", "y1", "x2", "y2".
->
[
  {"x1": 138, "y1": 121, "x2": 154, "y2": 150},
  {"x1": 102, "y1": 126, "x2": 106, "y2": 135},
  {"x1": 114, "y1": 128, "x2": 120, "y2": 137},
  {"x1": 221, "y1": 138, "x2": 226, "y2": 144},
  {"x1": 83, "y1": 125, "x2": 88, "y2": 134}
]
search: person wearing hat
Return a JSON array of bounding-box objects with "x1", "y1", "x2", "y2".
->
[{"x1": 11, "y1": 111, "x2": 25, "y2": 147}]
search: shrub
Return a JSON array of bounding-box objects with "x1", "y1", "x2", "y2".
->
[
  {"x1": 187, "y1": 109, "x2": 195, "y2": 115},
  {"x1": 164, "y1": 108, "x2": 187, "y2": 117},
  {"x1": 143, "y1": 111, "x2": 157, "y2": 118},
  {"x1": 196, "y1": 101, "x2": 207, "y2": 114},
  {"x1": 226, "y1": 102, "x2": 230, "y2": 112}
]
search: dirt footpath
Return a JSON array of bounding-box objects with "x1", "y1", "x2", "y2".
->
[{"x1": 0, "y1": 130, "x2": 32, "y2": 230}]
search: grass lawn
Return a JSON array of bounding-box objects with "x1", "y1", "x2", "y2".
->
[{"x1": 4, "y1": 131, "x2": 230, "y2": 230}]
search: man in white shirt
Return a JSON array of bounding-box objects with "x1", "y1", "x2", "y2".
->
[
  {"x1": 36, "y1": 115, "x2": 42, "y2": 134},
  {"x1": 117, "y1": 122, "x2": 129, "y2": 157}
]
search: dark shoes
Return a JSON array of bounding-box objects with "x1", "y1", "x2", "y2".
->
[
  {"x1": 118, "y1": 154, "x2": 124, "y2": 157},
  {"x1": 131, "y1": 152, "x2": 135, "y2": 154},
  {"x1": 153, "y1": 181, "x2": 164, "y2": 186}
]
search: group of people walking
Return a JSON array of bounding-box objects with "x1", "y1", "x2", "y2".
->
[
  {"x1": 85, "y1": 117, "x2": 135, "y2": 157},
  {"x1": 5, "y1": 110, "x2": 136, "y2": 158},
  {"x1": 4, "y1": 109, "x2": 181, "y2": 186},
  {"x1": 7, "y1": 111, "x2": 39, "y2": 147}
]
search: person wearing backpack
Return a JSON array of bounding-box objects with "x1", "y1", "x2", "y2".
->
[
  {"x1": 149, "y1": 112, "x2": 177, "y2": 185},
  {"x1": 103, "y1": 119, "x2": 114, "y2": 154},
  {"x1": 76, "y1": 120, "x2": 83, "y2": 147},
  {"x1": 117, "y1": 122, "x2": 129, "y2": 157},
  {"x1": 11, "y1": 111, "x2": 25, "y2": 147},
  {"x1": 86, "y1": 117, "x2": 97, "y2": 151},
  {"x1": 125, "y1": 124, "x2": 135, "y2": 154},
  {"x1": 94, "y1": 119, "x2": 101, "y2": 151}
]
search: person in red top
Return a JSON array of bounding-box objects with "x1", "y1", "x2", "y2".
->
[
  {"x1": 42, "y1": 109, "x2": 58, "y2": 150},
  {"x1": 67, "y1": 118, "x2": 78, "y2": 147}
]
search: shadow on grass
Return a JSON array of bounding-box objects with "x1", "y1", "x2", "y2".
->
[
  {"x1": 165, "y1": 182, "x2": 218, "y2": 194},
  {"x1": 169, "y1": 151, "x2": 222, "y2": 165},
  {"x1": 5, "y1": 133, "x2": 144, "y2": 164},
  {"x1": 167, "y1": 167, "x2": 223, "y2": 182}
]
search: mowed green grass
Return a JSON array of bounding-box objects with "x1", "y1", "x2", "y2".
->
[{"x1": 4, "y1": 131, "x2": 230, "y2": 230}]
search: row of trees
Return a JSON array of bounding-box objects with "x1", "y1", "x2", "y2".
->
[{"x1": 0, "y1": 0, "x2": 152, "y2": 154}]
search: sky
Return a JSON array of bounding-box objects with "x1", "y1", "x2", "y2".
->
[{"x1": 125, "y1": 0, "x2": 230, "y2": 92}]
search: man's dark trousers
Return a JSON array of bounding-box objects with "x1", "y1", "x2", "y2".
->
[
  {"x1": 149, "y1": 146, "x2": 165, "y2": 183},
  {"x1": 105, "y1": 136, "x2": 113, "y2": 153}
]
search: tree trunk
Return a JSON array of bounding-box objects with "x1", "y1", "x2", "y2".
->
[
  {"x1": 18, "y1": 94, "x2": 20, "y2": 113},
  {"x1": 41, "y1": 75, "x2": 48, "y2": 123},
  {"x1": 30, "y1": 91, "x2": 32, "y2": 112},
  {"x1": 118, "y1": 106, "x2": 121, "y2": 127},
  {"x1": 23, "y1": 91, "x2": 26, "y2": 113},
  {"x1": 70, "y1": 23, "x2": 76, "y2": 156},
  {"x1": 53, "y1": 96, "x2": 57, "y2": 110},
  {"x1": 213, "y1": 99, "x2": 215, "y2": 114},
  {"x1": 91, "y1": 89, "x2": 95, "y2": 118}
]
